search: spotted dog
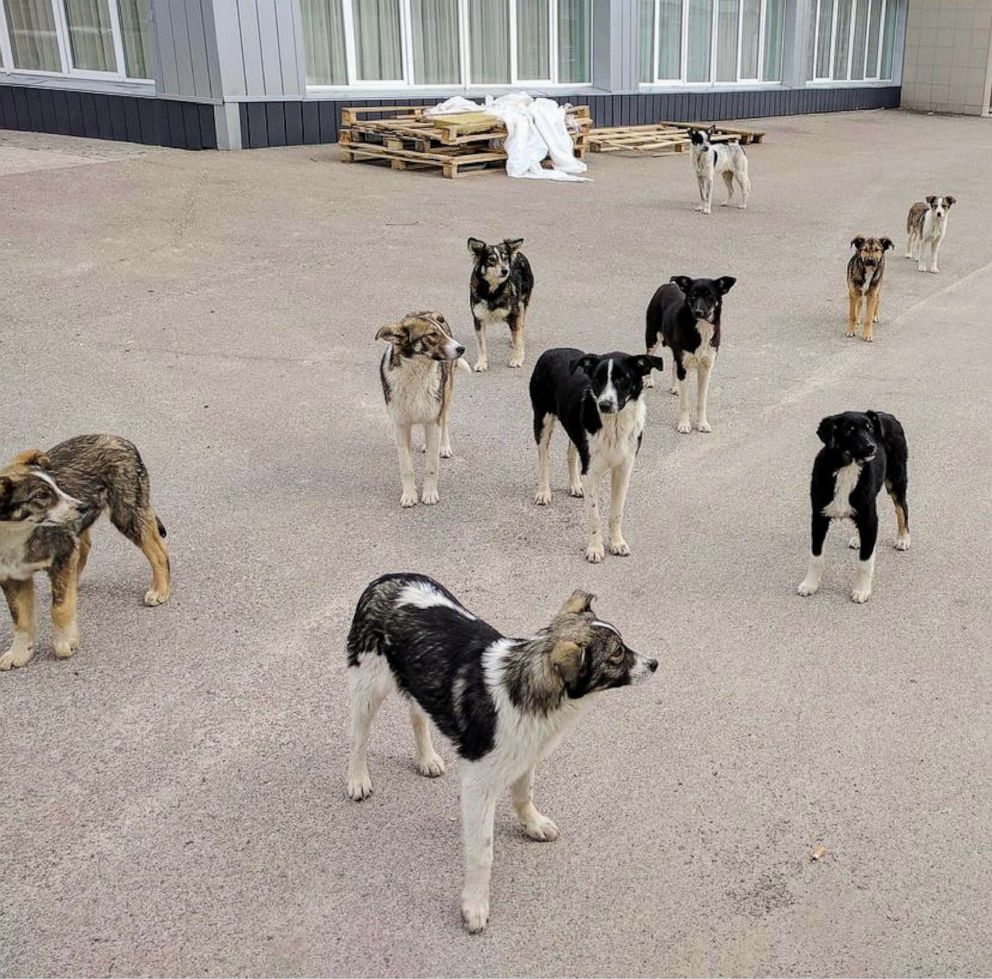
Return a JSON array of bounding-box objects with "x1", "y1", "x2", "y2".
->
[
  {"x1": 847, "y1": 236, "x2": 893, "y2": 342},
  {"x1": 467, "y1": 237, "x2": 534, "y2": 371},
  {"x1": 797, "y1": 411, "x2": 910, "y2": 604},
  {"x1": 688, "y1": 126, "x2": 751, "y2": 215},
  {"x1": 0, "y1": 434, "x2": 171, "y2": 671},
  {"x1": 345, "y1": 574, "x2": 658, "y2": 932},
  {"x1": 906, "y1": 195, "x2": 955, "y2": 274}
]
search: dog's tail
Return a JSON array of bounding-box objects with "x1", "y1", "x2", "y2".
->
[{"x1": 455, "y1": 356, "x2": 472, "y2": 375}]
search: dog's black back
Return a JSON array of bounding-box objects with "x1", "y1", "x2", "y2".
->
[
  {"x1": 469, "y1": 238, "x2": 534, "y2": 314},
  {"x1": 645, "y1": 276, "x2": 735, "y2": 363}
]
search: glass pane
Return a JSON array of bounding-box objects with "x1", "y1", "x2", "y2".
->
[
  {"x1": 119, "y1": 0, "x2": 152, "y2": 78},
  {"x1": 354, "y1": 0, "x2": 403, "y2": 80},
  {"x1": 833, "y1": 0, "x2": 852, "y2": 78},
  {"x1": 879, "y1": 0, "x2": 897, "y2": 78},
  {"x1": 815, "y1": 0, "x2": 834, "y2": 77},
  {"x1": 469, "y1": 0, "x2": 509, "y2": 83},
  {"x1": 716, "y1": 0, "x2": 738, "y2": 82},
  {"x1": 412, "y1": 0, "x2": 460, "y2": 83},
  {"x1": 657, "y1": 0, "x2": 682, "y2": 80},
  {"x1": 637, "y1": 0, "x2": 654, "y2": 82},
  {"x1": 301, "y1": 0, "x2": 347, "y2": 84},
  {"x1": 739, "y1": 0, "x2": 759, "y2": 78},
  {"x1": 64, "y1": 0, "x2": 117, "y2": 71},
  {"x1": 5, "y1": 0, "x2": 62, "y2": 71},
  {"x1": 687, "y1": 0, "x2": 713, "y2": 82},
  {"x1": 762, "y1": 0, "x2": 785, "y2": 80},
  {"x1": 517, "y1": 0, "x2": 549, "y2": 79},
  {"x1": 865, "y1": 0, "x2": 882, "y2": 77},
  {"x1": 557, "y1": 0, "x2": 590, "y2": 83},
  {"x1": 850, "y1": 0, "x2": 869, "y2": 79}
]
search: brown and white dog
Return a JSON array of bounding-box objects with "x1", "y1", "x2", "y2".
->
[
  {"x1": 0, "y1": 434, "x2": 171, "y2": 671},
  {"x1": 906, "y1": 195, "x2": 955, "y2": 274},
  {"x1": 846, "y1": 236, "x2": 893, "y2": 342},
  {"x1": 377, "y1": 311, "x2": 470, "y2": 508}
]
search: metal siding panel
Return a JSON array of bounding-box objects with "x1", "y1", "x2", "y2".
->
[
  {"x1": 183, "y1": 102, "x2": 203, "y2": 148},
  {"x1": 212, "y1": 0, "x2": 247, "y2": 96},
  {"x1": 238, "y1": 0, "x2": 266, "y2": 96},
  {"x1": 123, "y1": 97, "x2": 142, "y2": 141},
  {"x1": 0, "y1": 87, "x2": 16, "y2": 128},
  {"x1": 166, "y1": 100, "x2": 186, "y2": 146},
  {"x1": 284, "y1": 101, "x2": 303, "y2": 144},
  {"x1": 255, "y1": 0, "x2": 284, "y2": 95},
  {"x1": 183, "y1": 0, "x2": 214, "y2": 99},
  {"x1": 318, "y1": 100, "x2": 337, "y2": 142},
  {"x1": 239, "y1": 102, "x2": 249, "y2": 147},
  {"x1": 40, "y1": 90, "x2": 57, "y2": 132},
  {"x1": 11, "y1": 87, "x2": 29, "y2": 130},
  {"x1": 79, "y1": 94, "x2": 99, "y2": 137},
  {"x1": 246, "y1": 101, "x2": 268, "y2": 147},
  {"x1": 136, "y1": 97, "x2": 158, "y2": 143},
  {"x1": 170, "y1": 1, "x2": 197, "y2": 99},
  {"x1": 199, "y1": 104, "x2": 217, "y2": 147},
  {"x1": 63, "y1": 91, "x2": 85, "y2": 136},
  {"x1": 198, "y1": 0, "x2": 224, "y2": 97},
  {"x1": 108, "y1": 95, "x2": 128, "y2": 140},
  {"x1": 25, "y1": 88, "x2": 44, "y2": 130},
  {"x1": 275, "y1": 0, "x2": 303, "y2": 97},
  {"x1": 301, "y1": 101, "x2": 319, "y2": 143},
  {"x1": 266, "y1": 102, "x2": 286, "y2": 146},
  {"x1": 94, "y1": 95, "x2": 113, "y2": 139},
  {"x1": 151, "y1": 0, "x2": 181, "y2": 96}
]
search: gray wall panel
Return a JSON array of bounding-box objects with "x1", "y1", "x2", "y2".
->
[
  {"x1": 237, "y1": 0, "x2": 268, "y2": 97},
  {"x1": 255, "y1": 0, "x2": 285, "y2": 94}
]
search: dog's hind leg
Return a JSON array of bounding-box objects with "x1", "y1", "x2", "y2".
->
[
  {"x1": 669, "y1": 357, "x2": 679, "y2": 396},
  {"x1": 473, "y1": 319, "x2": 489, "y2": 373},
  {"x1": 797, "y1": 513, "x2": 830, "y2": 597},
  {"x1": 511, "y1": 767, "x2": 559, "y2": 841},
  {"x1": 567, "y1": 442, "x2": 583, "y2": 497},
  {"x1": 0, "y1": 579, "x2": 36, "y2": 671},
  {"x1": 675, "y1": 364, "x2": 692, "y2": 433},
  {"x1": 886, "y1": 479, "x2": 911, "y2": 551},
  {"x1": 905, "y1": 230, "x2": 916, "y2": 259},
  {"x1": 410, "y1": 703, "x2": 446, "y2": 777},
  {"x1": 508, "y1": 308, "x2": 526, "y2": 369},
  {"x1": 720, "y1": 170, "x2": 735, "y2": 207},
  {"x1": 77, "y1": 528, "x2": 92, "y2": 579},
  {"x1": 644, "y1": 339, "x2": 661, "y2": 388},
  {"x1": 534, "y1": 414, "x2": 555, "y2": 505},
  {"x1": 737, "y1": 169, "x2": 751, "y2": 209},
  {"x1": 347, "y1": 656, "x2": 392, "y2": 801},
  {"x1": 111, "y1": 503, "x2": 171, "y2": 606},
  {"x1": 851, "y1": 513, "x2": 878, "y2": 603},
  {"x1": 421, "y1": 423, "x2": 441, "y2": 505},
  {"x1": 49, "y1": 548, "x2": 80, "y2": 659},
  {"x1": 607, "y1": 458, "x2": 635, "y2": 556},
  {"x1": 460, "y1": 764, "x2": 499, "y2": 933}
]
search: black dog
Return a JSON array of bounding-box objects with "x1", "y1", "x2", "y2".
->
[
  {"x1": 797, "y1": 411, "x2": 910, "y2": 604},
  {"x1": 530, "y1": 348, "x2": 663, "y2": 563},
  {"x1": 468, "y1": 237, "x2": 534, "y2": 372},
  {"x1": 645, "y1": 275, "x2": 736, "y2": 433}
]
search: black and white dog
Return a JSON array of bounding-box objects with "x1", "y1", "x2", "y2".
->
[
  {"x1": 688, "y1": 126, "x2": 750, "y2": 214},
  {"x1": 345, "y1": 574, "x2": 657, "y2": 933},
  {"x1": 645, "y1": 275, "x2": 736, "y2": 433},
  {"x1": 797, "y1": 411, "x2": 910, "y2": 604},
  {"x1": 530, "y1": 348, "x2": 663, "y2": 563},
  {"x1": 906, "y1": 195, "x2": 956, "y2": 274},
  {"x1": 468, "y1": 237, "x2": 534, "y2": 372}
]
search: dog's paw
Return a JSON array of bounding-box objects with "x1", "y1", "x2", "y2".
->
[
  {"x1": 895, "y1": 534, "x2": 911, "y2": 551},
  {"x1": 144, "y1": 588, "x2": 170, "y2": 607},
  {"x1": 568, "y1": 484, "x2": 584, "y2": 498},
  {"x1": 644, "y1": 375, "x2": 655, "y2": 388},
  {"x1": 440, "y1": 446, "x2": 453, "y2": 459},
  {"x1": 585, "y1": 542, "x2": 605, "y2": 564},
  {"x1": 416, "y1": 752, "x2": 446, "y2": 778},
  {"x1": 473, "y1": 359, "x2": 488, "y2": 373},
  {"x1": 917, "y1": 266, "x2": 928, "y2": 274},
  {"x1": 929, "y1": 268, "x2": 939, "y2": 274},
  {"x1": 694, "y1": 204, "x2": 706, "y2": 212},
  {"x1": 677, "y1": 419, "x2": 692, "y2": 434},
  {"x1": 845, "y1": 328, "x2": 857, "y2": 338},
  {"x1": 462, "y1": 898, "x2": 490, "y2": 934},
  {"x1": 0, "y1": 641, "x2": 34, "y2": 671},
  {"x1": 522, "y1": 812, "x2": 560, "y2": 842},
  {"x1": 797, "y1": 578, "x2": 819, "y2": 597},
  {"x1": 400, "y1": 490, "x2": 418, "y2": 508},
  {"x1": 421, "y1": 487, "x2": 439, "y2": 506},
  {"x1": 848, "y1": 535, "x2": 860, "y2": 549},
  {"x1": 697, "y1": 420, "x2": 712, "y2": 433},
  {"x1": 508, "y1": 357, "x2": 524, "y2": 369},
  {"x1": 862, "y1": 335, "x2": 873, "y2": 343},
  {"x1": 346, "y1": 771, "x2": 373, "y2": 801},
  {"x1": 608, "y1": 538, "x2": 631, "y2": 557},
  {"x1": 670, "y1": 386, "x2": 679, "y2": 396},
  {"x1": 534, "y1": 488, "x2": 552, "y2": 506},
  {"x1": 737, "y1": 204, "x2": 747, "y2": 210},
  {"x1": 53, "y1": 631, "x2": 80, "y2": 660},
  {"x1": 850, "y1": 585, "x2": 872, "y2": 604},
  {"x1": 720, "y1": 200, "x2": 732, "y2": 208}
]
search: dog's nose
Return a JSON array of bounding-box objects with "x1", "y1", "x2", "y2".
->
[
  {"x1": 455, "y1": 345, "x2": 465, "y2": 356},
  {"x1": 598, "y1": 400, "x2": 615, "y2": 412},
  {"x1": 647, "y1": 659, "x2": 659, "y2": 673}
]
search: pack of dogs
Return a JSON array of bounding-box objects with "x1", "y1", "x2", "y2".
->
[{"x1": 2, "y1": 155, "x2": 956, "y2": 933}]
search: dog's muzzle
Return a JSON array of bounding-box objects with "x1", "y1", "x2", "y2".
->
[{"x1": 629, "y1": 653, "x2": 660, "y2": 682}]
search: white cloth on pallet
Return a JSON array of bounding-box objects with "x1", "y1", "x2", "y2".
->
[{"x1": 426, "y1": 93, "x2": 589, "y2": 182}]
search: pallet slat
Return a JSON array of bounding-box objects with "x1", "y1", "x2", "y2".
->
[{"x1": 588, "y1": 120, "x2": 765, "y2": 156}]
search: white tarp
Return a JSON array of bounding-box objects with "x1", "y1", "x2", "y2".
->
[{"x1": 426, "y1": 93, "x2": 589, "y2": 182}]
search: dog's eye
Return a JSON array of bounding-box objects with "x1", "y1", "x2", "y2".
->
[
  {"x1": 610, "y1": 647, "x2": 625, "y2": 663},
  {"x1": 32, "y1": 489, "x2": 52, "y2": 504}
]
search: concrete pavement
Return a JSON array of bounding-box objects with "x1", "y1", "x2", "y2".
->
[{"x1": 1, "y1": 109, "x2": 991, "y2": 976}]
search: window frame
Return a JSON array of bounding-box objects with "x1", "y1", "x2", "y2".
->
[
  {"x1": 809, "y1": 0, "x2": 892, "y2": 83},
  {"x1": 0, "y1": 0, "x2": 152, "y2": 81},
  {"x1": 305, "y1": 0, "x2": 592, "y2": 92}
]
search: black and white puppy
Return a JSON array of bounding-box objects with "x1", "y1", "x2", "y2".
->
[
  {"x1": 645, "y1": 275, "x2": 736, "y2": 433},
  {"x1": 530, "y1": 348, "x2": 663, "y2": 563},
  {"x1": 467, "y1": 237, "x2": 535, "y2": 372},
  {"x1": 688, "y1": 126, "x2": 750, "y2": 214},
  {"x1": 797, "y1": 411, "x2": 910, "y2": 604},
  {"x1": 906, "y1": 195, "x2": 956, "y2": 274},
  {"x1": 346, "y1": 573, "x2": 657, "y2": 933}
]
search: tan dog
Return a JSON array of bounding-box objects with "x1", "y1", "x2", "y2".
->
[
  {"x1": 846, "y1": 236, "x2": 893, "y2": 342},
  {"x1": 376, "y1": 311, "x2": 470, "y2": 507},
  {"x1": 0, "y1": 435, "x2": 171, "y2": 671}
]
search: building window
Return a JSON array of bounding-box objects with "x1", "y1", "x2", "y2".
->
[
  {"x1": 639, "y1": 0, "x2": 785, "y2": 85},
  {"x1": 808, "y1": 0, "x2": 898, "y2": 81},
  {"x1": 0, "y1": 0, "x2": 152, "y2": 78},
  {"x1": 300, "y1": 0, "x2": 592, "y2": 88}
]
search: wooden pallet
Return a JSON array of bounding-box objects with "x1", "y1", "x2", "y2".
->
[{"x1": 588, "y1": 120, "x2": 765, "y2": 156}]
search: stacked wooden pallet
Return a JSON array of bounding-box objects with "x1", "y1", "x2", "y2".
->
[
  {"x1": 338, "y1": 104, "x2": 592, "y2": 178},
  {"x1": 587, "y1": 121, "x2": 765, "y2": 156}
]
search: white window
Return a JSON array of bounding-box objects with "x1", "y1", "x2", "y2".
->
[
  {"x1": 300, "y1": 0, "x2": 592, "y2": 89},
  {"x1": 0, "y1": 0, "x2": 152, "y2": 79},
  {"x1": 808, "y1": 0, "x2": 899, "y2": 81},
  {"x1": 638, "y1": 0, "x2": 785, "y2": 85}
]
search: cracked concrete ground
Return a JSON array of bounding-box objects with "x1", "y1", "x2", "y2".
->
[{"x1": 1, "y1": 109, "x2": 990, "y2": 977}]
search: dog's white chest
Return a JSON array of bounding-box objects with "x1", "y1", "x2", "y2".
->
[
  {"x1": 0, "y1": 530, "x2": 49, "y2": 581},
  {"x1": 590, "y1": 397, "x2": 646, "y2": 466},
  {"x1": 860, "y1": 272, "x2": 874, "y2": 294},
  {"x1": 682, "y1": 320, "x2": 717, "y2": 369},
  {"x1": 822, "y1": 461, "x2": 862, "y2": 519},
  {"x1": 473, "y1": 302, "x2": 509, "y2": 326},
  {"x1": 384, "y1": 352, "x2": 444, "y2": 425}
]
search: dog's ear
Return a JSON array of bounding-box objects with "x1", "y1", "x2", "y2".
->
[
  {"x1": 851, "y1": 236, "x2": 866, "y2": 251},
  {"x1": 503, "y1": 237, "x2": 524, "y2": 256},
  {"x1": 375, "y1": 322, "x2": 407, "y2": 343},
  {"x1": 865, "y1": 410, "x2": 887, "y2": 440},
  {"x1": 467, "y1": 237, "x2": 486, "y2": 257},
  {"x1": 714, "y1": 275, "x2": 737, "y2": 295},
  {"x1": 670, "y1": 275, "x2": 694, "y2": 294},
  {"x1": 945, "y1": 195, "x2": 956, "y2": 206},
  {"x1": 630, "y1": 354, "x2": 664, "y2": 376},
  {"x1": 816, "y1": 416, "x2": 837, "y2": 448},
  {"x1": 706, "y1": 125, "x2": 716, "y2": 135},
  {"x1": 11, "y1": 449, "x2": 51, "y2": 469},
  {"x1": 551, "y1": 639, "x2": 586, "y2": 688},
  {"x1": 926, "y1": 195, "x2": 937, "y2": 206},
  {"x1": 559, "y1": 589, "x2": 595, "y2": 616},
  {"x1": 880, "y1": 237, "x2": 894, "y2": 252},
  {"x1": 570, "y1": 354, "x2": 599, "y2": 376}
]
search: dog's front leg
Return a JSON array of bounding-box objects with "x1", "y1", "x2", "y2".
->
[
  {"x1": 862, "y1": 291, "x2": 879, "y2": 342},
  {"x1": 675, "y1": 364, "x2": 692, "y2": 433},
  {"x1": 797, "y1": 513, "x2": 830, "y2": 597},
  {"x1": 511, "y1": 767, "x2": 559, "y2": 841},
  {"x1": 421, "y1": 423, "x2": 441, "y2": 505},
  {"x1": 846, "y1": 288, "x2": 860, "y2": 338},
  {"x1": 644, "y1": 340, "x2": 661, "y2": 388},
  {"x1": 508, "y1": 309, "x2": 525, "y2": 368},
  {"x1": 694, "y1": 174, "x2": 708, "y2": 212},
  {"x1": 473, "y1": 318, "x2": 488, "y2": 372},
  {"x1": 461, "y1": 766, "x2": 499, "y2": 933},
  {"x1": 905, "y1": 231, "x2": 916, "y2": 260},
  {"x1": 534, "y1": 414, "x2": 555, "y2": 505},
  {"x1": 851, "y1": 513, "x2": 878, "y2": 603},
  {"x1": 394, "y1": 423, "x2": 418, "y2": 507},
  {"x1": 49, "y1": 549, "x2": 80, "y2": 659},
  {"x1": 0, "y1": 578, "x2": 36, "y2": 671},
  {"x1": 928, "y1": 234, "x2": 943, "y2": 273},
  {"x1": 696, "y1": 359, "x2": 714, "y2": 433},
  {"x1": 701, "y1": 176, "x2": 713, "y2": 214},
  {"x1": 582, "y1": 463, "x2": 606, "y2": 563},
  {"x1": 608, "y1": 458, "x2": 635, "y2": 556}
]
